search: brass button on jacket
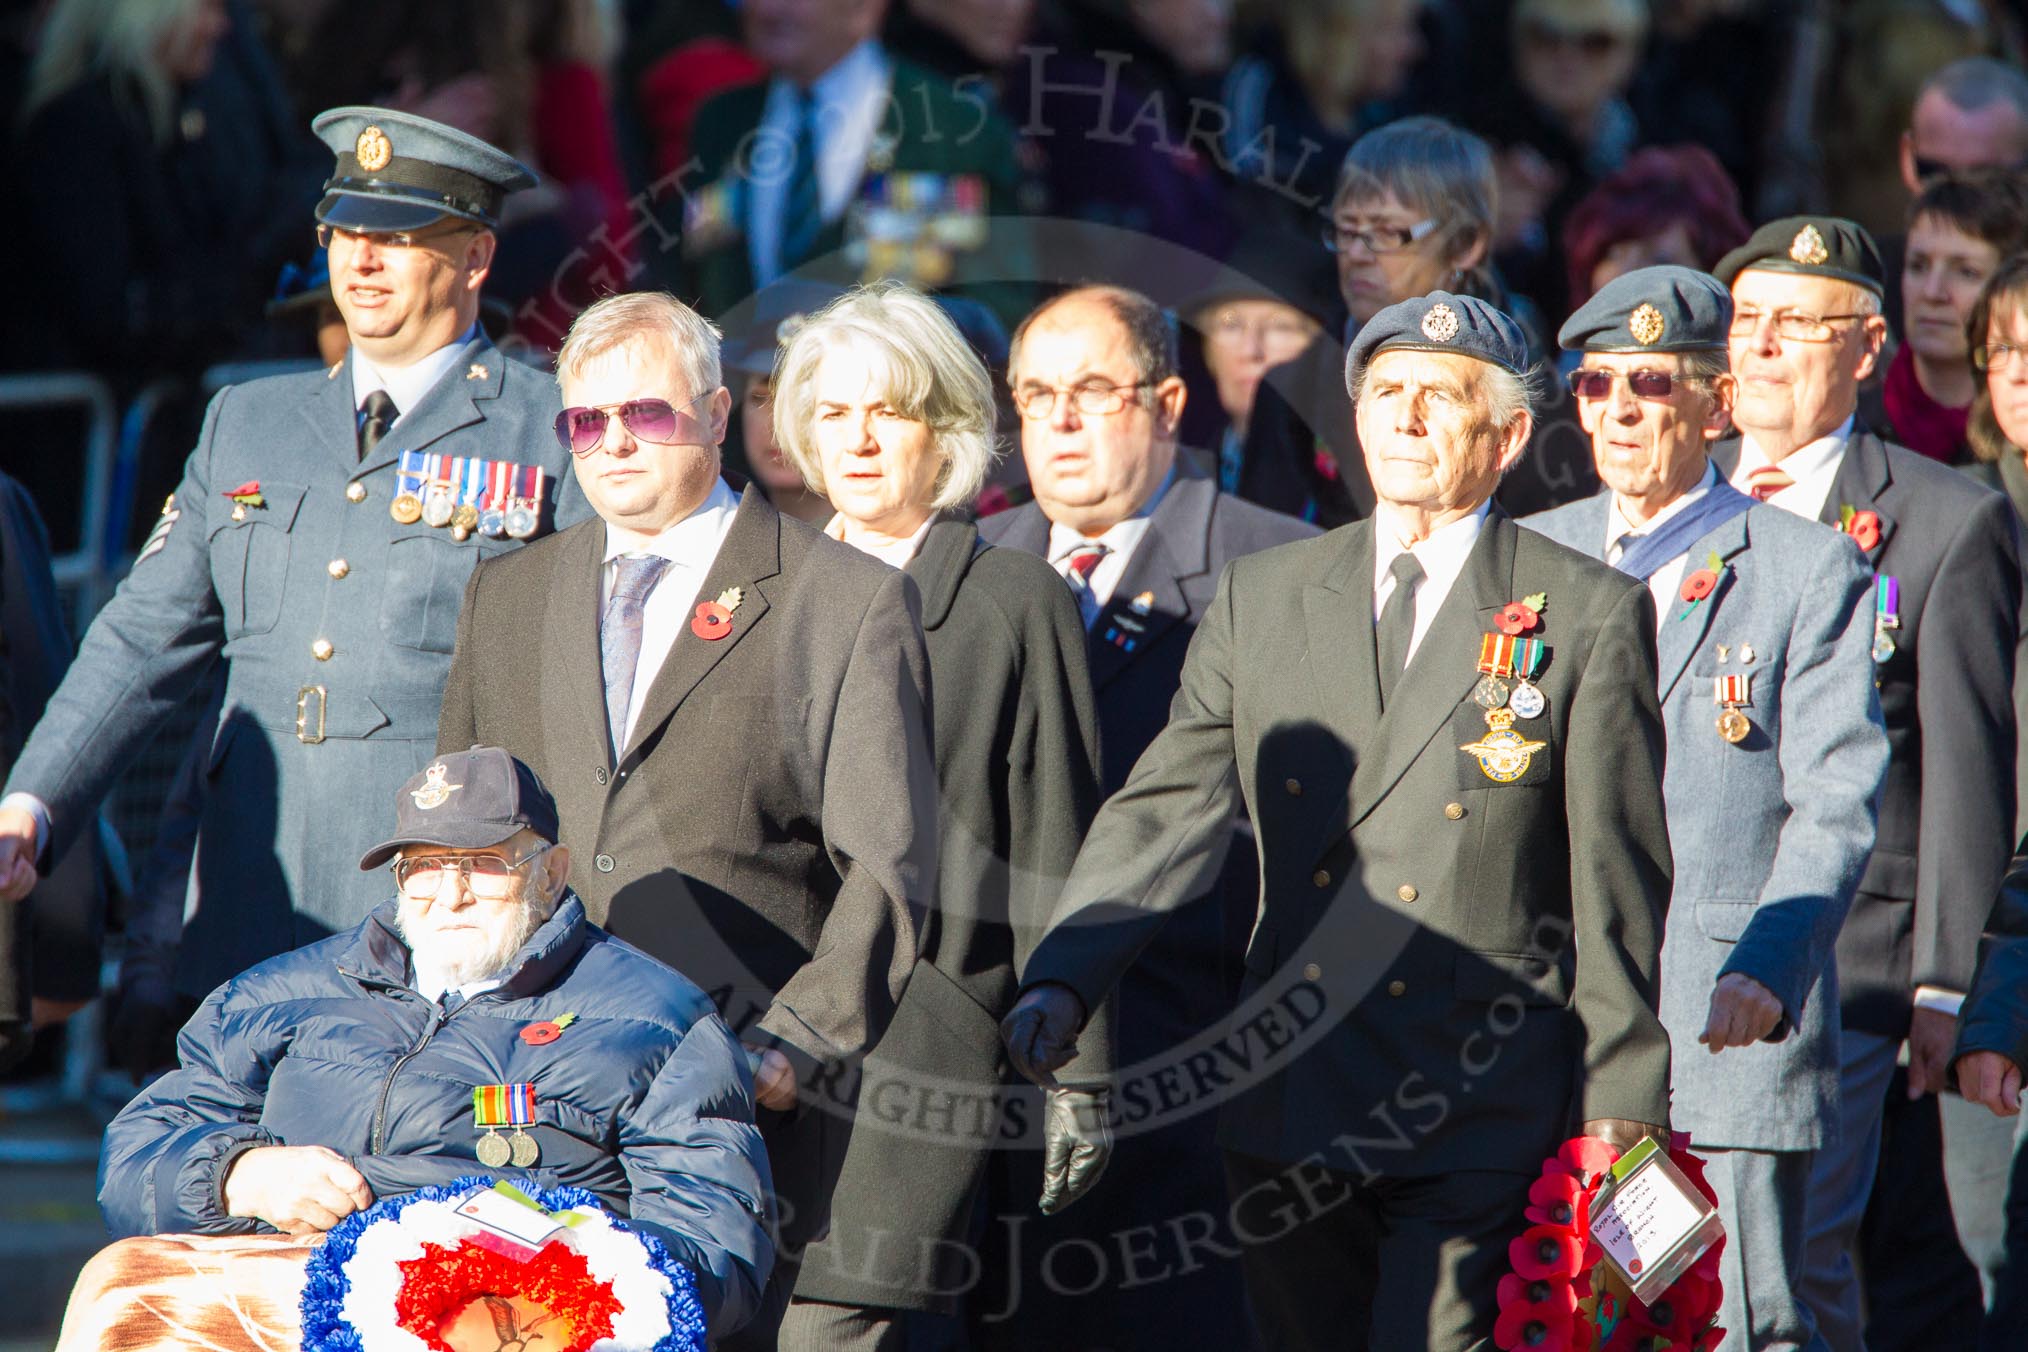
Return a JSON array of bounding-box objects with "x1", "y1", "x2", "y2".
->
[
  {"x1": 345, "y1": 482, "x2": 367, "y2": 503},
  {"x1": 1387, "y1": 980, "x2": 1407, "y2": 997},
  {"x1": 327, "y1": 559, "x2": 349, "y2": 579},
  {"x1": 1285, "y1": 778, "x2": 1302, "y2": 795},
  {"x1": 1312, "y1": 869, "x2": 1331, "y2": 888},
  {"x1": 1397, "y1": 884, "x2": 1418, "y2": 903},
  {"x1": 311, "y1": 638, "x2": 334, "y2": 661},
  {"x1": 1444, "y1": 802, "x2": 1466, "y2": 820}
]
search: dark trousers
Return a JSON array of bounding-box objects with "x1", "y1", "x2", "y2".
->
[
  {"x1": 721, "y1": 1104, "x2": 852, "y2": 1352},
  {"x1": 1223, "y1": 1150, "x2": 1531, "y2": 1351}
]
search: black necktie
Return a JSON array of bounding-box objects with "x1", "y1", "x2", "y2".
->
[
  {"x1": 359, "y1": 389, "x2": 399, "y2": 460},
  {"x1": 1376, "y1": 552, "x2": 1424, "y2": 709},
  {"x1": 779, "y1": 88, "x2": 822, "y2": 272}
]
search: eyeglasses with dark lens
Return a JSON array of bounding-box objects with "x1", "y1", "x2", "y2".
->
[
  {"x1": 1568, "y1": 369, "x2": 1680, "y2": 401},
  {"x1": 1010, "y1": 381, "x2": 1153, "y2": 419},
  {"x1": 393, "y1": 845, "x2": 548, "y2": 897},
  {"x1": 553, "y1": 392, "x2": 708, "y2": 455}
]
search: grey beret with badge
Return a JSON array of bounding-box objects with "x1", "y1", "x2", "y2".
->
[
  {"x1": 1713, "y1": 215, "x2": 1885, "y2": 297},
  {"x1": 312, "y1": 106, "x2": 538, "y2": 233},
  {"x1": 1346, "y1": 289, "x2": 1531, "y2": 393},
  {"x1": 1558, "y1": 265, "x2": 1733, "y2": 353}
]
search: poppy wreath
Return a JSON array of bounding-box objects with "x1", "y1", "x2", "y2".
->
[
  {"x1": 1494, "y1": 1136, "x2": 1727, "y2": 1352},
  {"x1": 300, "y1": 1176, "x2": 706, "y2": 1352}
]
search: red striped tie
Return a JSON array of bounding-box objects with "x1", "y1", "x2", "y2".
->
[{"x1": 1748, "y1": 465, "x2": 1795, "y2": 502}]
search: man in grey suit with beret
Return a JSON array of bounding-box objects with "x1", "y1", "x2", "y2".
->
[
  {"x1": 1709, "y1": 216, "x2": 2022, "y2": 1348},
  {"x1": 1002, "y1": 291, "x2": 1675, "y2": 1350},
  {"x1": 1527, "y1": 265, "x2": 1888, "y2": 1350},
  {"x1": 0, "y1": 108, "x2": 585, "y2": 997},
  {"x1": 436, "y1": 289, "x2": 938, "y2": 1351}
]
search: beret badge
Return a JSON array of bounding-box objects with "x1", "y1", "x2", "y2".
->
[
  {"x1": 1629, "y1": 303, "x2": 1666, "y2": 347},
  {"x1": 355, "y1": 125, "x2": 393, "y2": 173},
  {"x1": 1789, "y1": 224, "x2": 1829, "y2": 267},
  {"x1": 1421, "y1": 302, "x2": 1461, "y2": 343}
]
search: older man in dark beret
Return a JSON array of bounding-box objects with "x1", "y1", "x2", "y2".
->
[
  {"x1": 1000, "y1": 291, "x2": 1675, "y2": 1350},
  {"x1": 1528, "y1": 265, "x2": 1888, "y2": 1349}
]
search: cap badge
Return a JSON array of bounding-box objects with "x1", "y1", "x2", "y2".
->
[
  {"x1": 466, "y1": 363, "x2": 489, "y2": 381},
  {"x1": 1421, "y1": 302, "x2": 1461, "y2": 343},
  {"x1": 1790, "y1": 224, "x2": 1829, "y2": 267},
  {"x1": 1629, "y1": 303, "x2": 1666, "y2": 346},
  {"x1": 411, "y1": 762, "x2": 462, "y2": 810},
  {"x1": 355, "y1": 125, "x2": 392, "y2": 173}
]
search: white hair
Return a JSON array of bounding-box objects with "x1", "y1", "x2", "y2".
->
[
  {"x1": 25, "y1": 0, "x2": 212, "y2": 143},
  {"x1": 557, "y1": 291, "x2": 723, "y2": 401},
  {"x1": 1348, "y1": 349, "x2": 1543, "y2": 430},
  {"x1": 771, "y1": 282, "x2": 998, "y2": 511}
]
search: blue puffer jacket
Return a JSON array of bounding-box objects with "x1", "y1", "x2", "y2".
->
[{"x1": 98, "y1": 892, "x2": 774, "y2": 1336}]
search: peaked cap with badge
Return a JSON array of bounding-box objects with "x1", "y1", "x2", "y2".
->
[
  {"x1": 312, "y1": 106, "x2": 537, "y2": 233},
  {"x1": 1559, "y1": 265, "x2": 1732, "y2": 353},
  {"x1": 1346, "y1": 290, "x2": 1531, "y2": 391},
  {"x1": 359, "y1": 746, "x2": 561, "y2": 869},
  {"x1": 1714, "y1": 216, "x2": 1885, "y2": 296},
  {"x1": 0, "y1": 108, "x2": 586, "y2": 1001}
]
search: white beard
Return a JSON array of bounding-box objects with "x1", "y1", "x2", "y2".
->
[{"x1": 397, "y1": 891, "x2": 551, "y2": 993}]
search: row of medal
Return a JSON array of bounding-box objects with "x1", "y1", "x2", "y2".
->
[
  {"x1": 473, "y1": 1081, "x2": 541, "y2": 1167},
  {"x1": 1871, "y1": 575, "x2": 1901, "y2": 664},
  {"x1": 1461, "y1": 633, "x2": 1551, "y2": 784},
  {"x1": 392, "y1": 451, "x2": 549, "y2": 542}
]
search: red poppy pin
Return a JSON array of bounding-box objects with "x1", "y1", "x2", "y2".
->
[
  {"x1": 690, "y1": 586, "x2": 744, "y2": 641},
  {"x1": 1678, "y1": 551, "x2": 1726, "y2": 616},
  {"x1": 519, "y1": 1011, "x2": 577, "y2": 1045},
  {"x1": 1493, "y1": 1276, "x2": 1578, "y2": 1352},
  {"x1": 1496, "y1": 592, "x2": 1548, "y2": 636},
  {"x1": 1839, "y1": 504, "x2": 1882, "y2": 552},
  {"x1": 1312, "y1": 442, "x2": 1342, "y2": 482},
  {"x1": 1509, "y1": 1223, "x2": 1585, "y2": 1282},
  {"x1": 222, "y1": 480, "x2": 265, "y2": 508}
]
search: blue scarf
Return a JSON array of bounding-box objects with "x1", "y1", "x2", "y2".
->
[{"x1": 1612, "y1": 480, "x2": 1754, "y2": 580}]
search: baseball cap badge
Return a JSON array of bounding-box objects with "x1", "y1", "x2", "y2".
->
[
  {"x1": 1629, "y1": 303, "x2": 1666, "y2": 346},
  {"x1": 1421, "y1": 302, "x2": 1460, "y2": 343},
  {"x1": 410, "y1": 762, "x2": 462, "y2": 810},
  {"x1": 1789, "y1": 224, "x2": 1829, "y2": 267}
]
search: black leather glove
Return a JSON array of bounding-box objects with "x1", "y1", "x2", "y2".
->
[
  {"x1": 1040, "y1": 1086, "x2": 1113, "y2": 1215},
  {"x1": 1000, "y1": 981, "x2": 1087, "y2": 1085}
]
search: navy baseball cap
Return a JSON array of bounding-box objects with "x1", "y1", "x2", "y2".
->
[
  {"x1": 312, "y1": 107, "x2": 537, "y2": 233},
  {"x1": 358, "y1": 746, "x2": 560, "y2": 870}
]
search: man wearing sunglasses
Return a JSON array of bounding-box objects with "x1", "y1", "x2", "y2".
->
[
  {"x1": 1526, "y1": 265, "x2": 1887, "y2": 1350},
  {"x1": 1707, "y1": 216, "x2": 2024, "y2": 1351},
  {"x1": 436, "y1": 289, "x2": 937, "y2": 1350},
  {"x1": 0, "y1": 108, "x2": 586, "y2": 1012},
  {"x1": 63, "y1": 745, "x2": 772, "y2": 1346}
]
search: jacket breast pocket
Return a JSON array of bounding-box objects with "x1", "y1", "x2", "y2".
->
[
  {"x1": 208, "y1": 481, "x2": 307, "y2": 638},
  {"x1": 380, "y1": 530, "x2": 508, "y2": 653},
  {"x1": 1694, "y1": 899, "x2": 1756, "y2": 944}
]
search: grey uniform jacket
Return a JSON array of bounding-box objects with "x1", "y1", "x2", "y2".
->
[
  {"x1": 1713, "y1": 430, "x2": 2021, "y2": 1035},
  {"x1": 4, "y1": 336, "x2": 584, "y2": 995},
  {"x1": 793, "y1": 518, "x2": 1103, "y2": 1312},
  {"x1": 1024, "y1": 512, "x2": 1675, "y2": 1176},
  {"x1": 1527, "y1": 491, "x2": 1887, "y2": 1150},
  {"x1": 436, "y1": 483, "x2": 938, "y2": 1078}
]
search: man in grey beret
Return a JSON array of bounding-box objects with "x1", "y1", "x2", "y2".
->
[
  {"x1": 1000, "y1": 290, "x2": 1675, "y2": 1349},
  {"x1": 1712, "y1": 215, "x2": 2024, "y2": 1349},
  {"x1": 1527, "y1": 264, "x2": 1888, "y2": 1349},
  {"x1": 0, "y1": 108, "x2": 586, "y2": 999}
]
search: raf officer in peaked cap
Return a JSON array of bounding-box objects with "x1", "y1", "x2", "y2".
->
[
  {"x1": 1001, "y1": 291, "x2": 1675, "y2": 1350},
  {"x1": 0, "y1": 109, "x2": 587, "y2": 998}
]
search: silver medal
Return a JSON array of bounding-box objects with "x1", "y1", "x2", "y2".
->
[{"x1": 1509, "y1": 679, "x2": 1547, "y2": 720}]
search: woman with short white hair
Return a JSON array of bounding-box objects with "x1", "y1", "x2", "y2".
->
[{"x1": 767, "y1": 283, "x2": 1109, "y2": 1344}]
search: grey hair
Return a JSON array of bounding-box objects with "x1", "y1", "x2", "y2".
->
[
  {"x1": 1008, "y1": 285, "x2": 1181, "y2": 393},
  {"x1": 25, "y1": 0, "x2": 213, "y2": 142},
  {"x1": 770, "y1": 281, "x2": 998, "y2": 511},
  {"x1": 1333, "y1": 117, "x2": 1498, "y2": 286},
  {"x1": 1349, "y1": 352, "x2": 1544, "y2": 431},
  {"x1": 1922, "y1": 57, "x2": 2028, "y2": 121},
  {"x1": 557, "y1": 292, "x2": 723, "y2": 400}
]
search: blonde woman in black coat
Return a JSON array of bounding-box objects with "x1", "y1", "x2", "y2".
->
[{"x1": 766, "y1": 282, "x2": 1109, "y2": 1350}]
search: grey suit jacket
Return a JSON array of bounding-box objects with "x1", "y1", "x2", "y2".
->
[
  {"x1": 5, "y1": 337, "x2": 585, "y2": 995},
  {"x1": 438, "y1": 484, "x2": 938, "y2": 1077},
  {"x1": 1714, "y1": 429, "x2": 2021, "y2": 1034},
  {"x1": 1024, "y1": 512, "x2": 1675, "y2": 1175},
  {"x1": 1528, "y1": 490, "x2": 1887, "y2": 1150}
]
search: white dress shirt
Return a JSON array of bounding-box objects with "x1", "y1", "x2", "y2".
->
[
  {"x1": 351, "y1": 322, "x2": 482, "y2": 426},
  {"x1": 825, "y1": 513, "x2": 934, "y2": 568},
  {"x1": 601, "y1": 477, "x2": 741, "y2": 746},
  {"x1": 413, "y1": 971, "x2": 504, "y2": 1007},
  {"x1": 749, "y1": 39, "x2": 893, "y2": 286},
  {"x1": 1727, "y1": 416, "x2": 1853, "y2": 522},
  {"x1": 1372, "y1": 502, "x2": 1490, "y2": 663},
  {"x1": 1605, "y1": 462, "x2": 1722, "y2": 625},
  {"x1": 1046, "y1": 472, "x2": 1175, "y2": 621}
]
